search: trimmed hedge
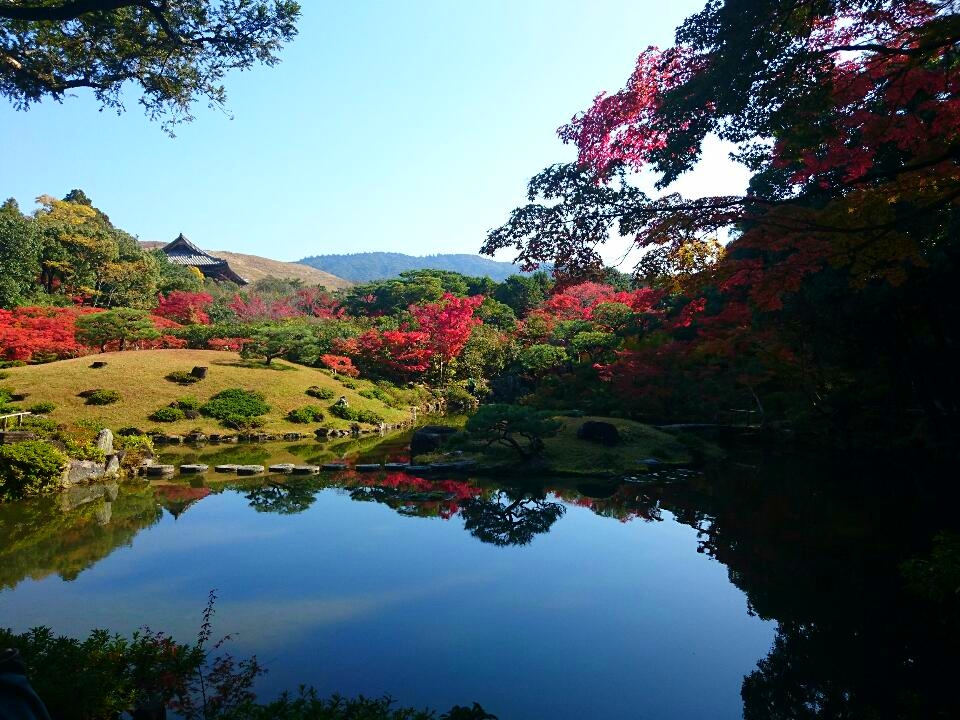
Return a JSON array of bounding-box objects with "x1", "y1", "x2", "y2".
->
[
  {"x1": 287, "y1": 405, "x2": 325, "y2": 424},
  {"x1": 328, "y1": 404, "x2": 385, "y2": 425},
  {"x1": 0, "y1": 441, "x2": 68, "y2": 501},
  {"x1": 85, "y1": 389, "x2": 121, "y2": 406},
  {"x1": 149, "y1": 407, "x2": 185, "y2": 423},
  {"x1": 201, "y1": 389, "x2": 270, "y2": 420},
  {"x1": 305, "y1": 386, "x2": 335, "y2": 400},
  {"x1": 28, "y1": 401, "x2": 57, "y2": 415}
]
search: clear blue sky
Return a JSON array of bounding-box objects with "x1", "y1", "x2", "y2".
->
[{"x1": 1, "y1": 0, "x2": 743, "y2": 265}]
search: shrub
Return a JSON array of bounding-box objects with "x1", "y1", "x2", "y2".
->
[
  {"x1": 305, "y1": 386, "x2": 335, "y2": 400},
  {"x1": 222, "y1": 415, "x2": 267, "y2": 431},
  {"x1": 0, "y1": 371, "x2": 8, "y2": 380},
  {"x1": 117, "y1": 426, "x2": 146, "y2": 437},
  {"x1": 173, "y1": 396, "x2": 202, "y2": 411},
  {"x1": 149, "y1": 407, "x2": 185, "y2": 423},
  {"x1": 85, "y1": 389, "x2": 121, "y2": 406},
  {"x1": 444, "y1": 382, "x2": 478, "y2": 412},
  {"x1": 64, "y1": 441, "x2": 106, "y2": 463},
  {"x1": 328, "y1": 404, "x2": 385, "y2": 425},
  {"x1": 21, "y1": 416, "x2": 59, "y2": 437},
  {"x1": 340, "y1": 379, "x2": 358, "y2": 390},
  {"x1": 115, "y1": 434, "x2": 154, "y2": 470},
  {"x1": 28, "y1": 401, "x2": 56, "y2": 414},
  {"x1": 166, "y1": 370, "x2": 201, "y2": 385},
  {"x1": 287, "y1": 405, "x2": 325, "y2": 424},
  {"x1": 0, "y1": 441, "x2": 68, "y2": 500},
  {"x1": 201, "y1": 388, "x2": 270, "y2": 420},
  {"x1": 359, "y1": 387, "x2": 391, "y2": 403},
  {"x1": 0, "y1": 360, "x2": 26, "y2": 369}
]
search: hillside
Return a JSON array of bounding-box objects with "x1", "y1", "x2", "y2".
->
[
  {"x1": 297, "y1": 252, "x2": 539, "y2": 282},
  {"x1": 211, "y1": 250, "x2": 352, "y2": 289},
  {"x1": 141, "y1": 242, "x2": 352, "y2": 289},
  {"x1": 3, "y1": 350, "x2": 409, "y2": 435}
]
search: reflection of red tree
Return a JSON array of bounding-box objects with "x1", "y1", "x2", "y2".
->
[{"x1": 336, "y1": 472, "x2": 483, "y2": 520}]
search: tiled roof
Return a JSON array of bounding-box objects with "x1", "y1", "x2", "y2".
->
[{"x1": 165, "y1": 253, "x2": 227, "y2": 267}]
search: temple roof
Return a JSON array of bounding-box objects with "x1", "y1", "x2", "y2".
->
[{"x1": 161, "y1": 234, "x2": 247, "y2": 285}]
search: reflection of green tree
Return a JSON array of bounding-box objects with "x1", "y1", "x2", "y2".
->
[
  {"x1": 244, "y1": 480, "x2": 318, "y2": 515},
  {"x1": 459, "y1": 489, "x2": 565, "y2": 546},
  {"x1": 662, "y1": 461, "x2": 960, "y2": 720},
  {"x1": 0, "y1": 483, "x2": 161, "y2": 590}
]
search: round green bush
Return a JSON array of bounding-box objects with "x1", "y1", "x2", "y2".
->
[
  {"x1": 201, "y1": 388, "x2": 270, "y2": 420},
  {"x1": 0, "y1": 441, "x2": 68, "y2": 501},
  {"x1": 149, "y1": 407, "x2": 185, "y2": 422},
  {"x1": 28, "y1": 401, "x2": 56, "y2": 415},
  {"x1": 287, "y1": 405, "x2": 325, "y2": 423},
  {"x1": 359, "y1": 388, "x2": 391, "y2": 403},
  {"x1": 85, "y1": 389, "x2": 121, "y2": 406},
  {"x1": 305, "y1": 386, "x2": 336, "y2": 400},
  {"x1": 328, "y1": 404, "x2": 385, "y2": 425},
  {"x1": 173, "y1": 396, "x2": 202, "y2": 411}
]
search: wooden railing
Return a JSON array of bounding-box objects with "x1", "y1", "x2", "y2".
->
[{"x1": 0, "y1": 411, "x2": 32, "y2": 430}]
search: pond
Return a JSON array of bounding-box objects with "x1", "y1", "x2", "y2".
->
[{"x1": 1, "y1": 436, "x2": 957, "y2": 719}]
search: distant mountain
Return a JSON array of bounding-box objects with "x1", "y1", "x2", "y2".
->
[{"x1": 297, "y1": 252, "x2": 533, "y2": 283}]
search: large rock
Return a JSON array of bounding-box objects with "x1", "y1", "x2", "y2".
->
[
  {"x1": 65, "y1": 460, "x2": 105, "y2": 485},
  {"x1": 576, "y1": 420, "x2": 620, "y2": 447},
  {"x1": 95, "y1": 429, "x2": 114, "y2": 454},
  {"x1": 411, "y1": 425, "x2": 459, "y2": 457}
]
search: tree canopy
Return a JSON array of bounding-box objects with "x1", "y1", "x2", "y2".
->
[{"x1": 0, "y1": 0, "x2": 301, "y2": 131}]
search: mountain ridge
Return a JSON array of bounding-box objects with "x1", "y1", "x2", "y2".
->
[{"x1": 298, "y1": 252, "x2": 532, "y2": 283}]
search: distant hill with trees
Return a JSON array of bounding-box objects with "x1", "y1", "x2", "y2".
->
[{"x1": 298, "y1": 252, "x2": 536, "y2": 282}]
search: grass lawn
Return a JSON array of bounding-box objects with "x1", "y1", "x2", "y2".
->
[
  {"x1": 1, "y1": 350, "x2": 410, "y2": 435},
  {"x1": 429, "y1": 415, "x2": 719, "y2": 476}
]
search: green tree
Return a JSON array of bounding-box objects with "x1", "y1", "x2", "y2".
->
[
  {"x1": 493, "y1": 272, "x2": 552, "y2": 316},
  {"x1": 465, "y1": 404, "x2": 561, "y2": 462},
  {"x1": 518, "y1": 344, "x2": 568, "y2": 375},
  {"x1": 75, "y1": 308, "x2": 160, "y2": 351},
  {"x1": 0, "y1": 200, "x2": 40, "y2": 307},
  {"x1": 240, "y1": 324, "x2": 319, "y2": 365},
  {"x1": 0, "y1": 1, "x2": 301, "y2": 132},
  {"x1": 475, "y1": 297, "x2": 517, "y2": 330}
]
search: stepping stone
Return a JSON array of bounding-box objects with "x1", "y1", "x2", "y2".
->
[
  {"x1": 321, "y1": 462, "x2": 348, "y2": 471},
  {"x1": 146, "y1": 465, "x2": 175, "y2": 477},
  {"x1": 268, "y1": 463, "x2": 296, "y2": 474},
  {"x1": 215, "y1": 464, "x2": 239, "y2": 473},
  {"x1": 180, "y1": 464, "x2": 209, "y2": 474},
  {"x1": 291, "y1": 465, "x2": 320, "y2": 475},
  {"x1": 236, "y1": 465, "x2": 265, "y2": 476},
  {"x1": 404, "y1": 465, "x2": 431, "y2": 473},
  {"x1": 355, "y1": 464, "x2": 382, "y2": 472},
  {"x1": 384, "y1": 463, "x2": 408, "y2": 470}
]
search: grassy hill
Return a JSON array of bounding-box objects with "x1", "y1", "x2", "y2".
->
[
  {"x1": 211, "y1": 250, "x2": 352, "y2": 289},
  {"x1": 297, "y1": 252, "x2": 542, "y2": 282},
  {"x1": 140, "y1": 243, "x2": 352, "y2": 289},
  {"x1": 2, "y1": 350, "x2": 409, "y2": 435}
]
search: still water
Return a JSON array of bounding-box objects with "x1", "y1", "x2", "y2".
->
[{"x1": 1, "y1": 438, "x2": 957, "y2": 719}]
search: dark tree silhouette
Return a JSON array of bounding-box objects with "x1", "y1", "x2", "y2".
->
[{"x1": 459, "y1": 489, "x2": 565, "y2": 547}]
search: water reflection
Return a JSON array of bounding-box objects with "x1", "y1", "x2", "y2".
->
[
  {"x1": 1, "y1": 443, "x2": 957, "y2": 720},
  {"x1": 459, "y1": 489, "x2": 565, "y2": 547},
  {"x1": 0, "y1": 482, "x2": 161, "y2": 590}
]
